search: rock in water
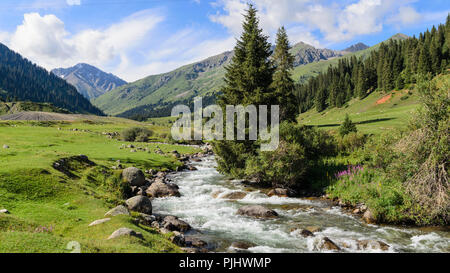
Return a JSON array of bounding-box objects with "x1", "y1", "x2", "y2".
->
[
  {"x1": 320, "y1": 237, "x2": 340, "y2": 251},
  {"x1": 300, "y1": 229, "x2": 314, "y2": 237},
  {"x1": 108, "y1": 228, "x2": 143, "y2": 240},
  {"x1": 88, "y1": 218, "x2": 111, "y2": 227},
  {"x1": 125, "y1": 196, "x2": 152, "y2": 214},
  {"x1": 236, "y1": 205, "x2": 278, "y2": 219},
  {"x1": 357, "y1": 240, "x2": 390, "y2": 251},
  {"x1": 362, "y1": 210, "x2": 376, "y2": 224},
  {"x1": 162, "y1": 215, "x2": 191, "y2": 232},
  {"x1": 146, "y1": 181, "x2": 181, "y2": 198},
  {"x1": 267, "y1": 188, "x2": 293, "y2": 197},
  {"x1": 230, "y1": 242, "x2": 256, "y2": 250},
  {"x1": 105, "y1": 205, "x2": 130, "y2": 217},
  {"x1": 220, "y1": 191, "x2": 247, "y2": 200},
  {"x1": 122, "y1": 167, "x2": 146, "y2": 187}
]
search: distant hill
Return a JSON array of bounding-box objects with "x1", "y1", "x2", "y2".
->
[
  {"x1": 93, "y1": 41, "x2": 350, "y2": 118},
  {"x1": 292, "y1": 33, "x2": 409, "y2": 83},
  {"x1": 52, "y1": 63, "x2": 127, "y2": 100},
  {"x1": 342, "y1": 42, "x2": 370, "y2": 53},
  {"x1": 0, "y1": 43, "x2": 104, "y2": 115}
]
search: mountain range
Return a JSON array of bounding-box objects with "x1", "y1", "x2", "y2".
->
[
  {"x1": 51, "y1": 63, "x2": 127, "y2": 100},
  {"x1": 92, "y1": 41, "x2": 372, "y2": 118}
]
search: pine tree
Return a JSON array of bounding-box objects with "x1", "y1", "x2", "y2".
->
[
  {"x1": 271, "y1": 26, "x2": 297, "y2": 121},
  {"x1": 214, "y1": 4, "x2": 275, "y2": 177},
  {"x1": 339, "y1": 114, "x2": 357, "y2": 137}
]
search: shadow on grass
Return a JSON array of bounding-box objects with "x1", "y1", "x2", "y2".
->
[{"x1": 315, "y1": 117, "x2": 396, "y2": 128}]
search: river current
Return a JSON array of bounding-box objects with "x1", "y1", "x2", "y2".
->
[{"x1": 152, "y1": 156, "x2": 450, "y2": 253}]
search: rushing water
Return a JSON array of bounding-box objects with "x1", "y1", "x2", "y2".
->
[{"x1": 152, "y1": 156, "x2": 450, "y2": 253}]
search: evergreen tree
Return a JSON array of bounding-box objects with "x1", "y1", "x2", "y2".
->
[
  {"x1": 214, "y1": 4, "x2": 275, "y2": 177},
  {"x1": 272, "y1": 26, "x2": 297, "y2": 121},
  {"x1": 339, "y1": 114, "x2": 357, "y2": 137}
]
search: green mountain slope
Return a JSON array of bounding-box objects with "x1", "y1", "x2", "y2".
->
[
  {"x1": 0, "y1": 43, "x2": 104, "y2": 116},
  {"x1": 93, "y1": 42, "x2": 359, "y2": 117},
  {"x1": 292, "y1": 33, "x2": 409, "y2": 83}
]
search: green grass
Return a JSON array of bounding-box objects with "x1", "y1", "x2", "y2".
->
[
  {"x1": 298, "y1": 89, "x2": 420, "y2": 135},
  {"x1": 0, "y1": 118, "x2": 199, "y2": 253}
]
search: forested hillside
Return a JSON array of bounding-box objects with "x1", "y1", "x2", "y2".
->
[
  {"x1": 296, "y1": 17, "x2": 450, "y2": 113},
  {"x1": 0, "y1": 43, "x2": 104, "y2": 115}
]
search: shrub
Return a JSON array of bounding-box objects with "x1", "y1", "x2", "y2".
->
[
  {"x1": 121, "y1": 127, "x2": 153, "y2": 142},
  {"x1": 245, "y1": 141, "x2": 309, "y2": 190},
  {"x1": 339, "y1": 114, "x2": 357, "y2": 137},
  {"x1": 337, "y1": 132, "x2": 367, "y2": 154}
]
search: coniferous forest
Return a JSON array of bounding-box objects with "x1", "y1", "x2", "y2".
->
[
  {"x1": 296, "y1": 15, "x2": 450, "y2": 113},
  {"x1": 0, "y1": 43, "x2": 104, "y2": 115}
]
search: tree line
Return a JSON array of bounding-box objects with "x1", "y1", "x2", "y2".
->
[
  {"x1": 0, "y1": 43, "x2": 104, "y2": 115},
  {"x1": 296, "y1": 15, "x2": 450, "y2": 113}
]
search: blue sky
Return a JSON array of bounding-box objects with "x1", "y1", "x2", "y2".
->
[{"x1": 0, "y1": 0, "x2": 448, "y2": 82}]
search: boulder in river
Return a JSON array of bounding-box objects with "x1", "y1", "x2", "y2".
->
[
  {"x1": 267, "y1": 188, "x2": 294, "y2": 197},
  {"x1": 220, "y1": 191, "x2": 247, "y2": 200},
  {"x1": 357, "y1": 240, "x2": 390, "y2": 251},
  {"x1": 122, "y1": 167, "x2": 146, "y2": 187},
  {"x1": 126, "y1": 196, "x2": 152, "y2": 214},
  {"x1": 300, "y1": 229, "x2": 314, "y2": 237},
  {"x1": 105, "y1": 205, "x2": 130, "y2": 217},
  {"x1": 108, "y1": 227, "x2": 143, "y2": 240},
  {"x1": 319, "y1": 237, "x2": 341, "y2": 251},
  {"x1": 162, "y1": 215, "x2": 191, "y2": 232},
  {"x1": 230, "y1": 242, "x2": 256, "y2": 250},
  {"x1": 362, "y1": 209, "x2": 376, "y2": 224},
  {"x1": 186, "y1": 237, "x2": 208, "y2": 248},
  {"x1": 236, "y1": 205, "x2": 278, "y2": 219},
  {"x1": 146, "y1": 181, "x2": 181, "y2": 198}
]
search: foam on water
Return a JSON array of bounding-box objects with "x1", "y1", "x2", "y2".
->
[{"x1": 152, "y1": 156, "x2": 450, "y2": 253}]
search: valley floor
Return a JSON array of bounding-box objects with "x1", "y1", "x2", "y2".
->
[{"x1": 0, "y1": 116, "x2": 199, "y2": 253}]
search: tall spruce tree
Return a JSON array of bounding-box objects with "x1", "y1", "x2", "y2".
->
[
  {"x1": 214, "y1": 4, "x2": 275, "y2": 177},
  {"x1": 272, "y1": 26, "x2": 297, "y2": 121}
]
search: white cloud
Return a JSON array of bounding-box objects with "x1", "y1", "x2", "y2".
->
[
  {"x1": 3, "y1": 10, "x2": 164, "y2": 81},
  {"x1": 210, "y1": 0, "x2": 424, "y2": 43},
  {"x1": 388, "y1": 6, "x2": 422, "y2": 26},
  {"x1": 66, "y1": 0, "x2": 81, "y2": 6},
  {"x1": 1, "y1": 9, "x2": 238, "y2": 82}
]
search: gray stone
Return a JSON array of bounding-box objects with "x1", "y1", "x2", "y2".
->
[
  {"x1": 2, "y1": 145, "x2": 9, "y2": 149},
  {"x1": 105, "y1": 205, "x2": 130, "y2": 217},
  {"x1": 125, "y1": 196, "x2": 152, "y2": 214},
  {"x1": 107, "y1": 228, "x2": 143, "y2": 240},
  {"x1": 220, "y1": 191, "x2": 247, "y2": 200},
  {"x1": 122, "y1": 167, "x2": 146, "y2": 187},
  {"x1": 362, "y1": 210, "x2": 376, "y2": 224},
  {"x1": 88, "y1": 218, "x2": 111, "y2": 227},
  {"x1": 146, "y1": 181, "x2": 181, "y2": 198},
  {"x1": 162, "y1": 215, "x2": 191, "y2": 232},
  {"x1": 0, "y1": 209, "x2": 9, "y2": 214},
  {"x1": 237, "y1": 205, "x2": 278, "y2": 219}
]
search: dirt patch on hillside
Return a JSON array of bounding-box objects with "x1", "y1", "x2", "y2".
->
[
  {"x1": 376, "y1": 94, "x2": 392, "y2": 105},
  {"x1": 0, "y1": 111, "x2": 78, "y2": 121}
]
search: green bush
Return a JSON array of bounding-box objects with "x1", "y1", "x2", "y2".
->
[
  {"x1": 121, "y1": 127, "x2": 153, "y2": 142},
  {"x1": 337, "y1": 132, "x2": 367, "y2": 154}
]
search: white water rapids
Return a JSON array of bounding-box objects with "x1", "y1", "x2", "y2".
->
[{"x1": 152, "y1": 156, "x2": 450, "y2": 253}]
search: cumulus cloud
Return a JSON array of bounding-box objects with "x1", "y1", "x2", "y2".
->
[
  {"x1": 210, "y1": 0, "x2": 425, "y2": 43},
  {"x1": 3, "y1": 10, "x2": 164, "y2": 81}
]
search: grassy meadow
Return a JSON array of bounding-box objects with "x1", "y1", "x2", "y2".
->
[{"x1": 0, "y1": 117, "x2": 199, "y2": 253}]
